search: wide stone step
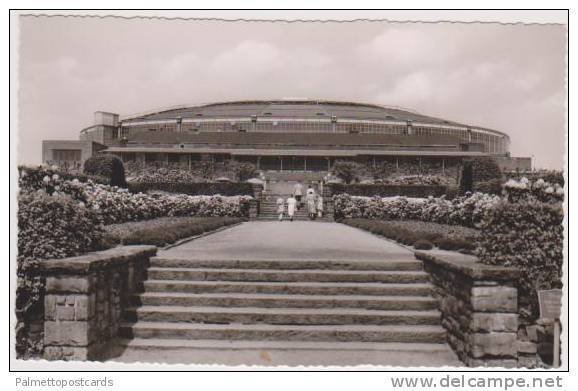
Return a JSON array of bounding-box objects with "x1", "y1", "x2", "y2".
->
[
  {"x1": 113, "y1": 339, "x2": 461, "y2": 366},
  {"x1": 124, "y1": 305, "x2": 441, "y2": 325},
  {"x1": 119, "y1": 322, "x2": 447, "y2": 343},
  {"x1": 117, "y1": 338, "x2": 452, "y2": 352},
  {"x1": 257, "y1": 217, "x2": 332, "y2": 222},
  {"x1": 134, "y1": 292, "x2": 437, "y2": 310},
  {"x1": 147, "y1": 268, "x2": 430, "y2": 283},
  {"x1": 257, "y1": 216, "x2": 331, "y2": 219},
  {"x1": 150, "y1": 258, "x2": 423, "y2": 271},
  {"x1": 143, "y1": 280, "x2": 435, "y2": 296}
]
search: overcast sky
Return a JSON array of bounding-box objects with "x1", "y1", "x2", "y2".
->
[{"x1": 18, "y1": 16, "x2": 566, "y2": 169}]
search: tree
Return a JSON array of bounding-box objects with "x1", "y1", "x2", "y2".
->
[
  {"x1": 372, "y1": 161, "x2": 396, "y2": 180},
  {"x1": 190, "y1": 160, "x2": 215, "y2": 180},
  {"x1": 331, "y1": 160, "x2": 365, "y2": 184},
  {"x1": 470, "y1": 158, "x2": 503, "y2": 182},
  {"x1": 227, "y1": 161, "x2": 257, "y2": 182}
]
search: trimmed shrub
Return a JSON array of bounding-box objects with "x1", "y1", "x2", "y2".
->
[
  {"x1": 18, "y1": 192, "x2": 104, "y2": 262},
  {"x1": 128, "y1": 166, "x2": 206, "y2": 184},
  {"x1": 506, "y1": 170, "x2": 564, "y2": 187},
  {"x1": 18, "y1": 165, "x2": 108, "y2": 190},
  {"x1": 20, "y1": 167, "x2": 254, "y2": 224},
  {"x1": 503, "y1": 177, "x2": 564, "y2": 204},
  {"x1": 476, "y1": 200, "x2": 563, "y2": 321},
  {"x1": 413, "y1": 239, "x2": 434, "y2": 250},
  {"x1": 333, "y1": 193, "x2": 500, "y2": 228},
  {"x1": 328, "y1": 183, "x2": 448, "y2": 198},
  {"x1": 84, "y1": 154, "x2": 127, "y2": 187},
  {"x1": 128, "y1": 181, "x2": 254, "y2": 196}
]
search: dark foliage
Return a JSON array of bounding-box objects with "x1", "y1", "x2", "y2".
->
[
  {"x1": 84, "y1": 154, "x2": 127, "y2": 187},
  {"x1": 477, "y1": 200, "x2": 563, "y2": 321},
  {"x1": 331, "y1": 160, "x2": 366, "y2": 184},
  {"x1": 459, "y1": 161, "x2": 474, "y2": 194}
]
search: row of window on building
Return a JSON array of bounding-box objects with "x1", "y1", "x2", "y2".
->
[
  {"x1": 118, "y1": 121, "x2": 508, "y2": 154},
  {"x1": 115, "y1": 152, "x2": 465, "y2": 173}
]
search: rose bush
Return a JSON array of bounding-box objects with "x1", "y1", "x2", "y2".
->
[
  {"x1": 19, "y1": 166, "x2": 254, "y2": 225},
  {"x1": 502, "y1": 177, "x2": 564, "y2": 204},
  {"x1": 16, "y1": 166, "x2": 254, "y2": 358},
  {"x1": 333, "y1": 192, "x2": 500, "y2": 228}
]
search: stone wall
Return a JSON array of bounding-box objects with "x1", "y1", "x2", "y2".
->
[
  {"x1": 40, "y1": 245, "x2": 157, "y2": 361},
  {"x1": 415, "y1": 251, "x2": 536, "y2": 367}
]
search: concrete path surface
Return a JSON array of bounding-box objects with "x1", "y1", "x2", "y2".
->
[{"x1": 161, "y1": 221, "x2": 416, "y2": 262}]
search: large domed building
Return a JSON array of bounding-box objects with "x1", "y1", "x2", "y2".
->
[{"x1": 42, "y1": 99, "x2": 530, "y2": 173}]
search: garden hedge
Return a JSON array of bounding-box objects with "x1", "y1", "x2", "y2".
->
[
  {"x1": 327, "y1": 183, "x2": 449, "y2": 198},
  {"x1": 18, "y1": 165, "x2": 108, "y2": 188},
  {"x1": 17, "y1": 191, "x2": 105, "y2": 357},
  {"x1": 128, "y1": 181, "x2": 255, "y2": 196},
  {"x1": 476, "y1": 200, "x2": 564, "y2": 321}
]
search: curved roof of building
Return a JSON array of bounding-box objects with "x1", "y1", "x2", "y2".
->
[{"x1": 122, "y1": 99, "x2": 507, "y2": 137}]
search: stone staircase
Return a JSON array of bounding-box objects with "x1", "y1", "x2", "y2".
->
[
  {"x1": 116, "y1": 256, "x2": 458, "y2": 365},
  {"x1": 258, "y1": 195, "x2": 332, "y2": 221}
]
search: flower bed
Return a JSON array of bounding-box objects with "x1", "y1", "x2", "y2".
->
[
  {"x1": 342, "y1": 219, "x2": 479, "y2": 253},
  {"x1": 18, "y1": 166, "x2": 254, "y2": 225},
  {"x1": 128, "y1": 181, "x2": 254, "y2": 196},
  {"x1": 327, "y1": 183, "x2": 449, "y2": 198},
  {"x1": 127, "y1": 166, "x2": 206, "y2": 183},
  {"x1": 103, "y1": 216, "x2": 242, "y2": 247},
  {"x1": 18, "y1": 165, "x2": 108, "y2": 188},
  {"x1": 502, "y1": 177, "x2": 564, "y2": 204},
  {"x1": 16, "y1": 167, "x2": 254, "y2": 357},
  {"x1": 333, "y1": 193, "x2": 500, "y2": 228}
]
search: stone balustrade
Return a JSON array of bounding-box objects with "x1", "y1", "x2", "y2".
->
[
  {"x1": 41, "y1": 245, "x2": 157, "y2": 361},
  {"x1": 415, "y1": 251, "x2": 532, "y2": 367}
]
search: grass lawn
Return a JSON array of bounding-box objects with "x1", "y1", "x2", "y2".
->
[
  {"x1": 103, "y1": 216, "x2": 243, "y2": 247},
  {"x1": 342, "y1": 219, "x2": 480, "y2": 253}
]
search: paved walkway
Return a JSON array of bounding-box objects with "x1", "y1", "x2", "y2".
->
[{"x1": 161, "y1": 221, "x2": 416, "y2": 262}]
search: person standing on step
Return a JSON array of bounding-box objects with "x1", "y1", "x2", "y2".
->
[
  {"x1": 306, "y1": 186, "x2": 317, "y2": 220},
  {"x1": 293, "y1": 182, "x2": 303, "y2": 210},
  {"x1": 317, "y1": 194, "x2": 324, "y2": 219},
  {"x1": 276, "y1": 196, "x2": 285, "y2": 222},
  {"x1": 286, "y1": 195, "x2": 297, "y2": 222}
]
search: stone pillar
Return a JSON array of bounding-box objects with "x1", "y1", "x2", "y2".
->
[
  {"x1": 41, "y1": 246, "x2": 157, "y2": 361},
  {"x1": 417, "y1": 251, "x2": 522, "y2": 367}
]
